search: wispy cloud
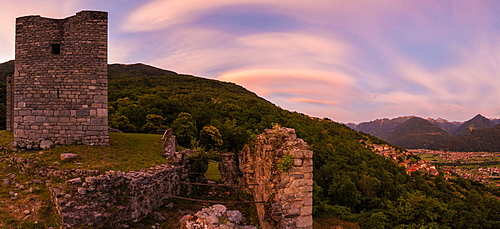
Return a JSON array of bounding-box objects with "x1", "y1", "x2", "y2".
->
[
  {"x1": 1, "y1": 0, "x2": 498, "y2": 123},
  {"x1": 0, "y1": 0, "x2": 86, "y2": 61}
]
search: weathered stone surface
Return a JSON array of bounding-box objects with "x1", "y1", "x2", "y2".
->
[
  {"x1": 239, "y1": 126, "x2": 313, "y2": 229},
  {"x1": 295, "y1": 215, "x2": 313, "y2": 228},
  {"x1": 180, "y1": 204, "x2": 256, "y2": 229},
  {"x1": 77, "y1": 187, "x2": 87, "y2": 194},
  {"x1": 8, "y1": 10, "x2": 109, "y2": 146},
  {"x1": 60, "y1": 153, "x2": 79, "y2": 161},
  {"x1": 49, "y1": 163, "x2": 191, "y2": 227},
  {"x1": 219, "y1": 153, "x2": 238, "y2": 185},
  {"x1": 226, "y1": 210, "x2": 244, "y2": 224},
  {"x1": 66, "y1": 178, "x2": 82, "y2": 185},
  {"x1": 40, "y1": 140, "x2": 54, "y2": 149}
]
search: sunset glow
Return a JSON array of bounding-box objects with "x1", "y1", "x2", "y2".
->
[{"x1": 1, "y1": 0, "x2": 498, "y2": 123}]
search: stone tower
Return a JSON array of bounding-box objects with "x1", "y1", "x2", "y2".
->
[{"x1": 8, "y1": 11, "x2": 109, "y2": 147}]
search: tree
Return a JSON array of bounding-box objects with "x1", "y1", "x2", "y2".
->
[
  {"x1": 171, "y1": 112, "x2": 197, "y2": 147},
  {"x1": 387, "y1": 191, "x2": 454, "y2": 227},
  {"x1": 141, "y1": 114, "x2": 166, "y2": 133},
  {"x1": 199, "y1": 125, "x2": 223, "y2": 151},
  {"x1": 109, "y1": 114, "x2": 137, "y2": 133},
  {"x1": 328, "y1": 174, "x2": 362, "y2": 208}
]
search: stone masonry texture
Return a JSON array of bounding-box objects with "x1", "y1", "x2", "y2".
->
[
  {"x1": 239, "y1": 126, "x2": 313, "y2": 229},
  {"x1": 10, "y1": 11, "x2": 109, "y2": 146}
]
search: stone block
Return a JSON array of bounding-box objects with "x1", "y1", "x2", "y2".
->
[
  {"x1": 19, "y1": 110, "x2": 32, "y2": 116},
  {"x1": 60, "y1": 153, "x2": 79, "y2": 160},
  {"x1": 35, "y1": 116, "x2": 46, "y2": 122},
  {"x1": 23, "y1": 115, "x2": 35, "y2": 122},
  {"x1": 300, "y1": 186, "x2": 313, "y2": 193},
  {"x1": 300, "y1": 206, "x2": 313, "y2": 215},
  {"x1": 284, "y1": 208, "x2": 301, "y2": 216},
  {"x1": 302, "y1": 158, "x2": 313, "y2": 167},
  {"x1": 76, "y1": 109, "x2": 90, "y2": 116},
  {"x1": 94, "y1": 95, "x2": 107, "y2": 103},
  {"x1": 43, "y1": 110, "x2": 54, "y2": 116},
  {"x1": 290, "y1": 173, "x2": 305, "y2": 179},
  {"x1": 295, "y1": 179, "x2": 313, "y2": 187},
  {"x1": 303, "y1": 197, "x2": 313, "y2": 206},
  {"x1": 290, "y1": 150, "x2": 303, "y2": 158},
  {"x1": 97, "y1": 108, "x2": 107, "y2": 117},
  {"x1": 295, "y1": 215, "x2": 313, "y2": 228},
  {"x1": 40, "y1": 140, "x2": 54, "y2": 149},
  {"x1": 32, "y1": 110, "x2": 44, "y2": 115},
  {"x1": 301, "y1": 166, "x2": 313, "y2": 173},
  {"x1": 303, "y1": 150, "x2": 313, "y2": 159}
]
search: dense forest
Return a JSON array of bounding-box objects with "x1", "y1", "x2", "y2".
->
[{"x1": 1, "y1": 61, "x2": 500, "y2": 228}]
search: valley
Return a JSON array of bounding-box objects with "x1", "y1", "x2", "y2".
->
[{"x1": 411, "y1": 149, "x2": 500, "y2": 187}]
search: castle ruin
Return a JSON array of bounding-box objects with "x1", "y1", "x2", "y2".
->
[{"x1": 7, "y1": 11, "x2": 109, "y2": 146}]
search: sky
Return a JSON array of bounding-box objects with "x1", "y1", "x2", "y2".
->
[{"x1": 0, "y1": 0, "x2": 499, "y2": 123}]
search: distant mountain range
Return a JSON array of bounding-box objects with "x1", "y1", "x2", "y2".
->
[{"x1": 348, "y1": 114, "x2": 500, "y2": 151}]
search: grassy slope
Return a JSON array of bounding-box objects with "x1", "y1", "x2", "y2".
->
[
  {"x1": 0, "y1": 131, "x2": 166, "y2": 172},
  {"x1": 0, "y1": 131, "x2": 168, "y2": 228}
]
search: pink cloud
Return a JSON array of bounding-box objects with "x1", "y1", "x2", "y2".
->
[
  {"x1": 218, "y1": 68, "x2": 358, "y2": 106},
  {"x1": 122, "y1": 0, "x2": 355, "y2": 32},
  {"x1": 1, "y1": 0, "x2": 498, "y2": 123},
  {"x1": 0, "y1": 0, "x2": 85, "y2": 61},
  {"x1": 289, "y1": 98, "x2": 339, "y2": 106}
]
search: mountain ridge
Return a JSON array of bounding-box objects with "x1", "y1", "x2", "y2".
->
[{"x1": 353, "y1": 114, "x2": 500, "y2": 151}]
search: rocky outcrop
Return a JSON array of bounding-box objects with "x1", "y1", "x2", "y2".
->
[
  {"x1": 239, "y1": 126, "x2": 313, "y2": 229},
  {"x1": 49, "y1": 164, "x2": 190, "y2": 227},
  {"x1": 180, "y1": 204, "x2": 257, "y2": 229}
]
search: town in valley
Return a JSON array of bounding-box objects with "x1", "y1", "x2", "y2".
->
[{"x1": 363, "y1": 141, "x2": 500, "y2": 187}]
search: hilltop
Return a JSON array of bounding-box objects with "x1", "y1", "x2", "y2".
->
[{"x1": 1, "y1": 61, "x2": 500, "y2": 228}]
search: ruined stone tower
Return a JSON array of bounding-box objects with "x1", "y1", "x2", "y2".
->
[{"x1": 7, "y1": 11, "x2": 109, "y2": 147}]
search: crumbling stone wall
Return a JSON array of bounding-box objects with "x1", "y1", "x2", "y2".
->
[
  {"x1": 162, "y1": 129, "x2": 176, "y2": 156},
  {"x1": 239, "y1": 126, "x2": 313, "y2": 229},
  {"x1": 49, "y1": 164, "x2": 190, "y2": 227},
  {"x1": 10, "y1": 10, "x2": 108, "y2": 146},
  {"x1": 219, "y1": 153, "x2": 239, "y2": 185}
]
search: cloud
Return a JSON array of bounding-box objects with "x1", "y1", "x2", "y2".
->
[
  {"x1": 2, "y1": 0, "x2": 499, "y2": 123},
  {"x1": 122, "y1": 0, "x2": 342, "y2": 32},
  {"x1": 288, "y1": 98, "x2": 339, "y2": 106},
  {"x1": 0, "y1": 0, "x2": 86, "y2": 62},
  {"x1": 218, "y1": 68, "x2": 358, "y2": 105}
]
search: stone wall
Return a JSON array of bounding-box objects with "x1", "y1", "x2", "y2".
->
[
  {"x1": 11, "y1": 11, "x2": 108, "y2": 146},
  {"x1": 161, "y1": 129, "x2": 176, "y2": 156},
  {"x1": 239, "y1": 126, "x2": 313, "y2": 229},
  {"x1": 219, "y1": 153, "x2": 239, "y2": 185},
  {"x1": 49, "y1": 164, "x2": 190, "y2": 227}
]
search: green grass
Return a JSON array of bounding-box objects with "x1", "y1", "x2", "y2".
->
[
  {"x1": 0, "y1": 130, "x2": 13, "y2": 147},
  {"x1": 458, "y1": 165, "x2": 480, "y2": 169},
  {"x1": 42, "y1": 132, "x2": 166, "y2": 172},
  {"x1": 419, "y1": 153, "x2": 446, "y2": 163},
  {"x1": 0, "y1": 131, "x2": 166, "y2": 172},
  {"x1": 0, "y1": 131, "x2": 168, "y2": 227},
  {"x1": 205, "y1": 161, "x2": 221, "y2": 182}
]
